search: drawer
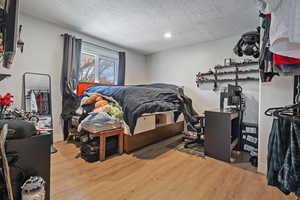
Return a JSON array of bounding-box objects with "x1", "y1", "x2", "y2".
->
[
  {"x1": 134, "y1": 115, "x2": 156, "y2": 134},
  {"x1": 156, "y1": 112, "x2": 174, "y2": 127}
]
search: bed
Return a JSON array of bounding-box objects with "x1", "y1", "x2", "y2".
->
[{"x1": 77, "y1": 82, "x2": 185, "y2": 153}]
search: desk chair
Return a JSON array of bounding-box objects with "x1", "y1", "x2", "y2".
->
[
  {"x1": 177, "y1": 88, "x2": 205, "y2": 148},
  {"x1": 0, "y1": 125, "x2": 14, "y2": 200}
]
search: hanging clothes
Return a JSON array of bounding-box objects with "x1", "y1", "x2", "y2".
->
[
  {"x1": 30, "y1": 90, "x2": 38, "y2": 113},
  {"x1": 257, "y1": 0, "x2": 300, "y2": 59},
  {"x1": 268, "y1": 116, "x2": 300, "y2": 197},
  {"x1": 43, "y1": 93, "x2": 49, "y2": 115},
  {"x1": 273, "y1": 54, "x2": 300, "y2": 75},
  {"x1": 36, "y1": 92, "x2": 42, "y2": 115},
  {"x1": 258, "y1": 1, "x2": 300, "y2": 77},
  {"x1": 274, "y1": 54, "x2": 300, "y2": 65},
  {"x1": 30, "y1": 90, "x2": 51, "y2": 115},
  {"x1": 259, "y1": 13, "x2": 278, "y2": 82}
]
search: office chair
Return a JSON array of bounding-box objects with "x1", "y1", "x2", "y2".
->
[{"x1": 177, "y1": 88, "x2": 205, "y2": 148}]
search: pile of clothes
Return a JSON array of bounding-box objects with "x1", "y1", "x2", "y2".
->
[{"x1": 77, "y1": 94, "x2": 123, "y2": 133}]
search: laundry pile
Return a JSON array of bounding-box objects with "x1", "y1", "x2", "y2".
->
[{"x1": 77, "y1": 94, "x2": 123, "y2": 133}]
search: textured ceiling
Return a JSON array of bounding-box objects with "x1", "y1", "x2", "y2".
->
[{"x1": 21, "y1": 0, "x2": 258, "y2": 55}]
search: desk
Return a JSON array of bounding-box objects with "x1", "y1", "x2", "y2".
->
[
  {"x1": 204, "y1": 109, "x2": 241, "y2": 162},
  {"x1": 6, "y1": 133, "x2": 51, "y2": 200}
]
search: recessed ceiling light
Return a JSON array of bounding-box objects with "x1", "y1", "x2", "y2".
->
[{"x1": 164, "y1": 32, "x2": 172, "y2": 39}]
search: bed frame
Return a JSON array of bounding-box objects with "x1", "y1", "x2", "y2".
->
[
  {"x1": 124, "y1": 121, "x2": 184, "y2": 153},
  {"x1": 123, "y1": 111, "x2": 184, "y2": 153}
]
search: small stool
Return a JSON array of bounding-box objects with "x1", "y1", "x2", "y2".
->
[{"x1": 91, "y1": 128, "x2": 124, "y2": 161}]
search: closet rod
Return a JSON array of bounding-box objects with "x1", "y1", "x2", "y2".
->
[{"x1": 60, "y1": 34, "x2": 120, "y2": 53}]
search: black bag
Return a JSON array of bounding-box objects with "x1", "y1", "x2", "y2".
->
[
  {"x1": 80, "y1": 146, "x2": 99, "y2": 163},
  {"x1": 80, "y1": 143, "x2": 99, "y2": 153},
  {"x1": 80, "y1": 136, "x2": 118, "y2": 162},
  {"x1": 106, "y1": 136, "x2": 118, "y2": 156},
  {"x1": 80, "y1": 138, "x2": 99, "y2": 162},
  {"x1": 80, "y1": 151, "x2": 99, "y2": 163}
]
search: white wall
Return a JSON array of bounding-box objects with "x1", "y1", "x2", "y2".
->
[
  {"x1": 125, "y1": 51, "x2": 149, "y2": 85},
  {"x1": 0, "y1": 14, "x2": 147, "y2": 142},
  {"x1": 146, "y1": 35, "x2": 259, "y2": 124},
  {"x1": 258, "y1": 76, "x2": 293, "y2": 173}
]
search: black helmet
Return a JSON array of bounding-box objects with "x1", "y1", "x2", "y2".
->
[{"x1": 233, "y1": 29, "x2": 260, "y2": 58}]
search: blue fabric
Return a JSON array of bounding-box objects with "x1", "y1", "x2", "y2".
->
[
  {"x1": 84, "y1": 84, "x2": 179, "y2": 97},
  {"x1": 84, "y1": 83, "x2": 179, "y2": 97},
  {"x1": 84, "y1": 85, "x2": 130, "y2": 97}
]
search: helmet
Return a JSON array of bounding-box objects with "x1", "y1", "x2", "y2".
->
[{"x1": 233, "y1": 29, "x2": 260, "y2": 58}]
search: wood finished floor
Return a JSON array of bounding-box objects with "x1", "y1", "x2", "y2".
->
[{"x1": 51, "y1": 136, "x2": 295, "y2": 200}]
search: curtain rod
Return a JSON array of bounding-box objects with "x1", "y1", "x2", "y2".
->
[{"x1": 60, "y1": 34, "x2": 120, "y2": 53}]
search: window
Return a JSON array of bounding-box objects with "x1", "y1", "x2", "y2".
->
[
  {"x1": 79, "y1": 44, "x2": 119, "y2": 84},
  {"x1": 80, "y1": 53, "x2": 96, "y2": 82}
]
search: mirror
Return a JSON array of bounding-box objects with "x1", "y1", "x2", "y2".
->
[
  {"x1": 23, "y1": 73, "x2": 52, "y2": 127},
  {"x1": 23, "y1": 72, "x2": 57, "y2": 153}
]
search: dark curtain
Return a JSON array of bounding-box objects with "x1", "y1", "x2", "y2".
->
[
  {"x1": 118, "y1": 52, "x2": 126, "y2": 85},
  {"x1": 61, "y1": 33, "x2": 82, "y2": 140},
  {"x1": 61, "y1": 33, "x2": 82, "y2": 94}
]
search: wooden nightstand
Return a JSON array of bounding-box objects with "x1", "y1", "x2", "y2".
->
[{"x1": 91, "y1": 128, "x2": 124, "y2": 161}]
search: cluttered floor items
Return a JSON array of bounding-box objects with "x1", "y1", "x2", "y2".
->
[{"x1": 80, "y1": 128, "x2": 124, "y2": 162}]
